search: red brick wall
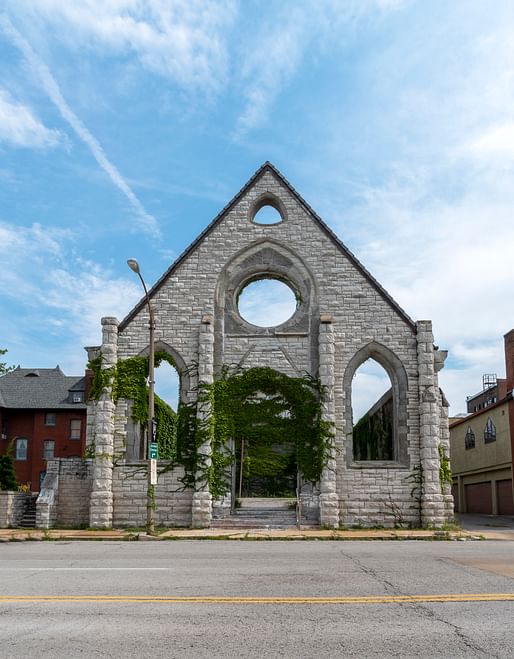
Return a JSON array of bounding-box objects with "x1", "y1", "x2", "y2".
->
[
  {"x1": 505, "y1": 330, "x2": 514, "y2": 393},
  {"x1": 0, "y1": 408, "x2": 86, "y2": 492}
]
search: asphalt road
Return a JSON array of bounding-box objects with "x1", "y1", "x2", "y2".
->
[{"x1": 1, "y1": 540, "x2": 514, "y2": 658}]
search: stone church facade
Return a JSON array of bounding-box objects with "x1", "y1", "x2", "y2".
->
[{"x1": 73, "y1": 163, "x2": 453, "y2": 529}]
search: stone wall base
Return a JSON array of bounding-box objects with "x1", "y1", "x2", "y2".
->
[
  {"x1": 191, "y1": 491, "x2": 212, "y2": 528},
  {"x1": 319, "y1": 492, "x2": 339, "y2": 528},
  {"x1": 0, "y1": 491, "x2": 29, "y2": 528}
]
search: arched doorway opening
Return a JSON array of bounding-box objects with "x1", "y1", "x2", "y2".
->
[{"x1": 202, "y1": 367, "x2": 331, "y2": 503}]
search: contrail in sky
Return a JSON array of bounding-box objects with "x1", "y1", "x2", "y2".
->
[{"x1": 0, "y1": 14, "x2": 160, "y2": 239}]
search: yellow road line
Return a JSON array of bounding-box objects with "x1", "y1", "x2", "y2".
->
[{"x1": 0, "y1": 594, "x2": 513, "y2": 604}]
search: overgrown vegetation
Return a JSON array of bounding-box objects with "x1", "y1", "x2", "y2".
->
[
  {"x1": 88, "y1": 357, "x2": 333, "y2": 498},
  {"x1": 187, "y1": 366, "x2": 333, "y2": 497},
  {"x1": 0, "y1": 348, "x2": 16, "y2": 377},
  {"x1": 438, "y1": 444, "x2": 452, "y2": 492},
  {"x1": 0, "y1": 442, "x2": 18, "y2": 491},
  {"x1": 88, "y1": 351, "x2": 178, "y2": 459}
]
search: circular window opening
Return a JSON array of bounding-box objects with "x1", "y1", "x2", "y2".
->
[
  {"x1": 252, "y1": 204, "x2": 283, "y2": 225},
  {"x1": 238, "y1": 278, "x2": 297, "y2": 327}
]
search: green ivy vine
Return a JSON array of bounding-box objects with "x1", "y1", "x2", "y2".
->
[
  {"x1": 184, "y1": 366, "x2": 334, "y2": 498},
  {"x1": 438, "y1": 444, "x2": 452, "y2": 492},
  {"x1": 88, "y1": 357, "x2": 333, "y2": 499},
  {"x1": 88, "y1": 351, "x2": 178, "y2": 460}
]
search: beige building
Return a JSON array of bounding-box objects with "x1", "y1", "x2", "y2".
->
[{"x1": 450, "y1": 330, "x2": 514, "y2": 515}]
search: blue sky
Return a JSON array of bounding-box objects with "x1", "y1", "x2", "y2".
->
[{"x1": 1, "y1": 0, "x2": 514, "y2": 414}]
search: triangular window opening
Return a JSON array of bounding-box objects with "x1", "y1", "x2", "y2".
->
[
  {"x1": 352, "y1": 358, "x2": 393, "y2": 461},
  {"x1": 253, "y1": 204, "x2": 282, "y2": 225}
]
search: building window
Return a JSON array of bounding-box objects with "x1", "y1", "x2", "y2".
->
[
  {"x1": 43, "y1": 440, "x2": 55, "y2": 460},
  {"x1": 72, "y1": 392, "x2": 83, "y2": 403},
  {"x1": 70, "y1": 419, "x2": 82, "y2": 440},
  {"x1": 15, "y1": 438, "x2": 28, "y2": 461},
  {"x1": 464, "y1": 427, "x2": 475, "y2": 450},
  {"x1": 45, "y1": 412, "x2": 56, "y2": 426},
  {"x1": 484, "y1": 417, "x2": 496, "y2": 443}
]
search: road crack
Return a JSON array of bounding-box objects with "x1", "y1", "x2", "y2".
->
[{"x1": 338, "y1": 548, "x2": 494, "y2": 657}]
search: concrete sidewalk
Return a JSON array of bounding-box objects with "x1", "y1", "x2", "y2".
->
[{"x1": 0, "y1": 525, "x2": 506, "y2": 542}]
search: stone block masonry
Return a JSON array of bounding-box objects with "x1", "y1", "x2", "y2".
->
[
  {"x1": 0, "y1": 491, "x2": 28, "y2": 528},
  {"x1": 113, "y1": 463, "x2": 192, "y2": 528},
  {"x1": 74, "y1": 162, "x2": 453, "y2": 530},
  {"x1": 36, "y1": 458, "x2": 93, "y2": 529}
]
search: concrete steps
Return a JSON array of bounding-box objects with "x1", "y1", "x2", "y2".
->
[
  {"x1": 18, "y1": 495, "x2": 37, "y2": 528},
  {"x1": 213, "y1": 498, "x2": 299, "y2": 529}
]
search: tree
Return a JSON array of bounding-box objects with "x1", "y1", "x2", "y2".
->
[
  {"x1": 0, "y1": 348, "x2": 16, "y2": 377},
  {"x1": 0, "y1": 443, "x2": 18, "y2": 491}
]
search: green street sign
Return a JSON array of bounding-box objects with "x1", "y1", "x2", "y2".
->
[{"x1": 149, "y1": 442, "x2": 158, "y2": 459}]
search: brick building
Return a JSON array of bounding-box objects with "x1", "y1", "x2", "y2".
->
[
  {"x1": 0, "y1": 367, "x2": 87, "y2": 491},
  {"x1": 450, "y1": 330, "x2": 514, "y2": 515}
]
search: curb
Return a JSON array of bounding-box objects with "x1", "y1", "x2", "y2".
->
[{"x1": 0, "y1": 529, "x2": 490, "y2": 542}]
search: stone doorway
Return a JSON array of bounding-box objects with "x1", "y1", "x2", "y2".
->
[{"x1": 234, "y1": 436, "x2": 298, "y2": 499}]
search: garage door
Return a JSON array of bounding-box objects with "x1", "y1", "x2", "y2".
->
[
  {"x1": 496, "y1": 479, "x2": 514, "y2": 515},
  {"x1": 465, "y1": 482, "x2": 492, "y2": 514}
]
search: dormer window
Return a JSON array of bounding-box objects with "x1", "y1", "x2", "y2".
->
[{"x1": 72, "y1": 392, "x2": 83, "y2": 403}]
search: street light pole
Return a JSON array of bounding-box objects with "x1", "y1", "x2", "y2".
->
[{"x1": 127, "y1": 258, "x2": 155, "y2": 535}]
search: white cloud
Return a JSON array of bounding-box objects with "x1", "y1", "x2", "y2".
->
[
  {"x1": 0, "y1": 220, "x2": 141, "y2": 368},
  {"x1": 0, "y1": 14, "x2": 160, "y2": 238},
  {"x1": 234, "y1": 0, "x2": 406, "y2": 136},
  {"x1": 337, "y1": 171, "x2": 514, "y2": 414},
  {"x1": 6, "y1": 0, "x2": 236, "y2": 91},
  {"x1": 462, "y1": 121, "x2": 514, "y2": 163},
  {"x1": 0, "y1": 88, "x2": 62, "y2": 149}
]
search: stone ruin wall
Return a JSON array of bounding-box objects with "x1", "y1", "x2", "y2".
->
[
  {"x1": 79, "y1": 165, "x2": 453, "y2": 529},
  {"x1": 36, "y1": 458, "x2": 190, "y2": 529}
]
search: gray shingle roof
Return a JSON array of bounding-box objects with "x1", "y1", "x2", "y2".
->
[{"x1": 0, "y1": 367, "x2": 86, "y2": 410}]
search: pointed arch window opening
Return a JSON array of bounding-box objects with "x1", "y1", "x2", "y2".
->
[
  {"x1": 154, "y1": 359, "x2": 180, "y2": 413},
  {"x1": 351, "y1": 357, "x2": 394, "y2": 462},
  {"x1": 464, "y1": 426, "x2": 476, "y2": 450},
  {"x1": 484, "y1": 417, "x2": 496, "y2": 443}
]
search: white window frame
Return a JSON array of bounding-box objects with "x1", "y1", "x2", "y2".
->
[
  {"x1": 70, "y1": 419, "x2": 82, "y2": 440},
  {"x1": 15, "y1": 438, "x2": 28, "y2": 461},
  {"x1": 43, "y1": 440, "x2": 55, "y2": 460},
  {"x1": 45, "y1": 412, "x2": 56, "y2": 427}
]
